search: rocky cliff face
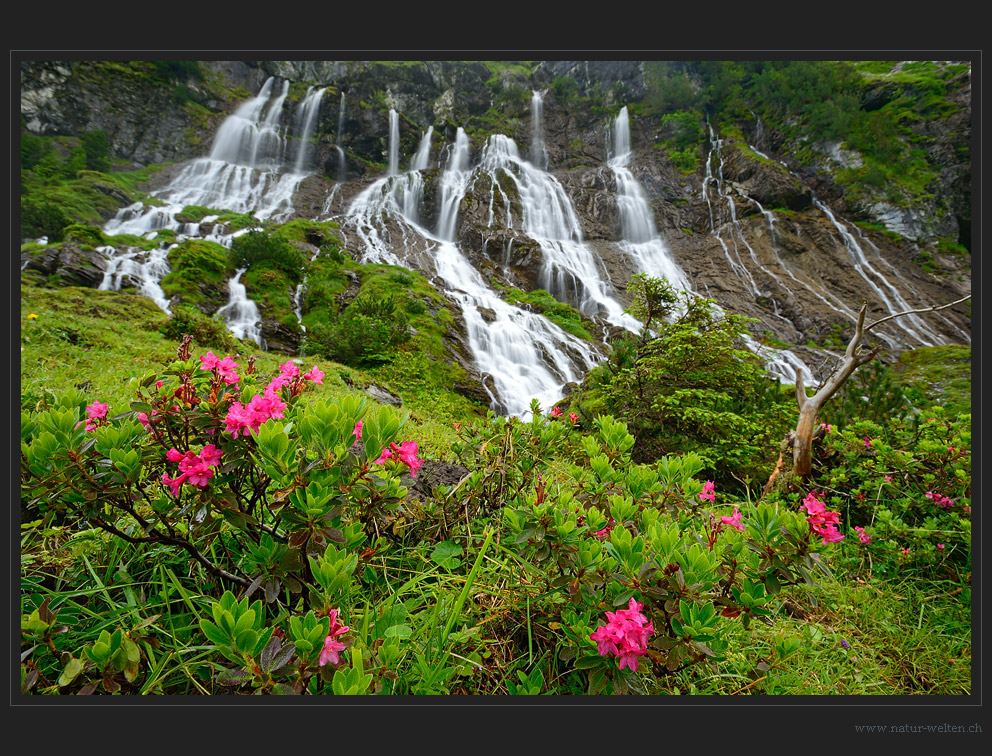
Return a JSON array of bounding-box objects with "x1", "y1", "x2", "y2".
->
[{"x1": 19, "y1": 58, "x2": 972, "y2": 407}]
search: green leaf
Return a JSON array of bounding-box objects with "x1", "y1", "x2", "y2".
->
[{"x1": 58, "y1": 656, "x2": 85, "y2": 687}]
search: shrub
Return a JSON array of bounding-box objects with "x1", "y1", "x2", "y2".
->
[
  {"x1": 160, "y1": 304, "x2": 236, "y2": 350},
  {"x1": 231, "y1": 231, "x2": 305, "y2": 282}
]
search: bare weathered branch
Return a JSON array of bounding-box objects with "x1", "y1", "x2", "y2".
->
[{"x1": 865, "y1": 294, "x2": 971, "y2": 333}]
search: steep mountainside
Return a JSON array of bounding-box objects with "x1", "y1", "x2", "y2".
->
[{"x1": 19, "y1": 59, "x2": 972, "y2": 417}]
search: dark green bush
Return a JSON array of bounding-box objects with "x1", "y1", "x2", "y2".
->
[
  {"x1": 21, "y1": 201, "x2": 72, "y2": 242},
  {"x1": 231, "y1": 231, "x2": 305, "y2": 282}
]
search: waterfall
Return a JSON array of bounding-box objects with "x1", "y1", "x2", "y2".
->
[
  {"x1": 477, "y1": 134, "x2": 638, "y2": 330},
  {"x1": 292, "y1": 86, "x2": 326, "y2": 175},
  {"x1": 613, "y1": 109, "x2": 814, "y2": 385},
  {"x1": 345, "y1": 126, "x2": 602, "y2": 418},
  {"x1": 410, "y1": 126, "x2": 434, "y2": 171},
  {"x1": 98, "y1": 245, "x2": 173, "y2": 313},
  {"x1": 530, "y1": 90, "x2": 548, "y2": 170},
  {"x1": 812, "y1": 197, "x2": 946, "y2": 347},
  {"x1": 217, "y1": 268, "x2": 262, "y2": 346},
  {"x1": 388, "y1": 109, "x2": 400, "y2": 176},
  {"x1": 336, "y1": 92, "x2": 347, "y2": 181},
  {"x1": 608, "y1": 106, "x2": 692, "y2": 291}
]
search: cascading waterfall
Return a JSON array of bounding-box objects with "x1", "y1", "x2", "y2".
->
[
  {"x1": 812, "y1": 197, "x2": 951, "y2": 347},
  {"x1": 607, "y1": 107, "x2": 692, "y2": 291},
  {"x1": 476, "y1": 134, "x2": 638, "y2": 331},
  {"x1": 97, "y1": 245, "x2": 173, "y2": 313},
  {"x1": 292, "y1": 86, "x2": 326, "y2": 175},
  {"x1": 702, "y1": 123, "x2": 761, "y2": 296},
  {"x1": 613, "y1": 108, "x2": 814, "y2": 384},
  {"x1": 99, "y1": 76, "x2": 333, "y2": 333},
  {"x1": 388, "y1": 109, "x2": 400, "y2": 176},
  {"x1": 335, "y1": 92, "x2": 347, "y2": 181},
  {"x1": 346, "y1": 125, "x2": 602, "y2": 417},
  {"x1": 530, "y1": 90, "x2": 548, "y2": 170},
  {"x1": 216, "y1": 268, "x2": 262, "y2": 345},
  {"x1": 410, "y1": 126, "x2": 434, "y2": 171}
]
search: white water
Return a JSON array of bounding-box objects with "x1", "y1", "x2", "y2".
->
[
  {"x1": 476, "y1": 134, "x2": 638, "y2": 331},
  {"x1": 335, "y1": 92, "x2": 347, "y2": 181},
  {"x1": 292, "y1": 86, "x2": 326, "y2": 175},
  {"x1": 97, "y1": 245, "x2": 173, "y2": 313},
  {"x1": 608, "y1": 107, "x2": 692, "y2": 291},
  {"x1": 611, "y1": 110, "x2": 814, "y2": 385},
  {"x1": 216, "y1": 268, "x2": 262, "y2": 345},
  {"x1": 812, "y1": 197, "x2": 943, "y2": 346},
  {"x1": 410, "y1": 126, "x2": 434, "y2": 171},
  {"x1": 530, "y1": 90, "x2": 548, "y2": 170},
  {"x1": 388, "y1": 109, "x2": 400, "y2": 176},
  {"x1": 346, "y1": 125, "x2": 602, "y2": 417}
]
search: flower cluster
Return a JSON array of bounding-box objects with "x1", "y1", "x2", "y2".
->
[
  {"x1": 224, "y1": 360, "x2": 323, "y2": 439},
  {"x1": 720, "y1": 508, "x2": 744, "y2": 531},
  {"x1": 589, "y1": 598, "x2": 655, "y2": 672},
  {"x1": 318, "y1": 608, "x2": 350, "y2": 667},
  {"x1": 925, "y1": 491, "x2": 955, "y2": 508},
  {"x1": 374, "y1": 440, "x2": 424, "y2": 478},
  {"x1": 801, "y1": 491, "x2": 844, "y2": 544},
  {"x1": 199, "y1": 351, "x2": 241, "y2": 385},
  {"x1": 76, "y1": 400, "x2": 109, "y2": 432},
  {"x1": 854, "y1": 526, "x2": 872, "y2": 545},
  {"x1": 698, "y1": 480, "x2": 716, "y2": 503},
  {"x1": 161, "y1": 443, "x2": 223, "y2": 495}
]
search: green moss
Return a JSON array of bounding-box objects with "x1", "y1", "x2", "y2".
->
[
  {"x1": 893, "y1": 345, "x2": 971, "y2": 416},
  {"x1": 160, "y1": 239, "x2": 233, "y2": 305},
  {"x1": 501, "y1": 287, "x2": 593, "y2": 340}
]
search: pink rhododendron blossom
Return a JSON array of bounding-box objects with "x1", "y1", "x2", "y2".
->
[
  {"x1": 590, "y1": 598, "x2": 654, "y2": 673},
  {"x1": 549, "y1": 406, "x2": 563, "y2": 418},
  {"x1": 819, "y1": 422, "x2": 832, "y2": 433},
  {"x1": 925, "y1": 491, "x2": 954, "y2": 508},
  {"x1": 884, "y1": 475, "x2": 893, "y2": 483},
  {"x1": 77, "y1": 400, "x2": 110, "y2": 432},
  {"x1": 353, "y1": 421, "x2": 363, "y2": 441},
  {"x1": 568, "y1": 412, "x2": 579, "y2": 424},
  {"x1": 698, "y1": 480, "x2": 716, "y2": 503},
  {"x1": 303, "y1": 366, "x2": 324, "y2": 385},
  {"x1": 937, "y1": 543, "x2": 945, "y2": 551},
  {"x1": 854, "y1": 526, "x2": 872, "y2": 545},
  {"x1": 900, "y1": 547, "x2": 911, "y2": 556},
  {"x1": 720, "y1": 508, "x2": 744, "y2": 531},
  {"x1": 802, "y1": 491, "x2": 844, "y2": 544},
  {"x1": 161, "y1": 444, "x2": 224, "y2": 494},
  {"x1": 373, "y1": 441, "x2": 424, "y2": 477},
  {"x1": 318, "y1": 608, "x2": 350, "y2": 667},
  {"x1": 216, "y1": 356, "x2": 240, "y2": 384},
  {"x1": 199, "y1": 351, "x2": 221, "y2": 371},
  {"x1": 863, "y1": 436, "x2": 872, "y2": 448},
  {"x1": 279, "y1": 360, "x2": 300, "y2": 379}
]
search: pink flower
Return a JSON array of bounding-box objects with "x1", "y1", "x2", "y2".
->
[
  {"x1": 884, "y1": 475, "x2": 893, "y2": 483},
  {"x1": 819, "y1": 422, "x2": 832, "y2": 433},
  {"x1": 373, "y1": 441, "x2": 424, "y2": 478},
  {"x1": 353, "y1": 420, "x2": 363, "y2": 441},
  {"x1": 591, "y1": 518, "x2": 615, "y2": 540},
  {"x1": 568, "y1": 412, "x2": 578, "y2": 424},
  {"x1": 549, "y1": 406, "x2": 563, "y2": 418},
  {"x1": 863, "y1": 437, "x2": 872, "y2": 448},
  {"x1": 318, "y1": 608, "x2": 350, "y2": 667},
  {"x1": 76, "y1": 400, "x2": 110, "y2": 432},
  {"x1": 199, "y1": 351, "x2": 220, "y2": 371},
  {"x1": 303, "y1": 366, "x2": 325, "y2": 385},
  {"x1": 216, "y1": 356, "x2": 240, "y2": 384},
  {"x1": 199, "y1": 444, "x2": 223, "y2": 467},
  {"x1": 698, "y1": 480, "x2": 716, "y2": 503},
  {"x1": 166, "y1": 448, "x2": 184, "y2": 462},
  {"x1": 854, "y1": 526, "x2": 872, "y2": 545},
  {"x1": 590, "y1": 598, "x2": 654, "y2": 673},
  {"x1": 900, "y1": 547, "x2": 911, "y2": 556},
  {"x1": 720, "y1": 508, "x2": 744, "y2": 531},
  {"x1": 802, "y1": 491, "x2": 844, "y2": 545},
  {"x1": 937, "y1": 543, "x2": 945, "y2": 551},
  {"x1": 279, "y1": 360, "x2": 300, "y2": 379}
]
